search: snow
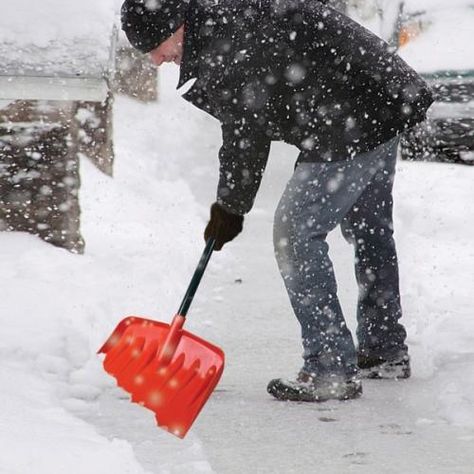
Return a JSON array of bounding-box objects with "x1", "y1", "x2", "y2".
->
[
  {"x1": 0, "y1": 66, "x2": 213, "y2": 473},
  {"x1": 0, "y1": 0, "x2": 119, "y2": 77},
  {"x1": 398, "y1": 0, "x2": 474, "y2": 74},
  {"x1": 394, "y1": 163, "x2": 474, "y2": 426},
  {"x1": 404, "y1": 0, "x2": 474, "y2": 10},
  {"x1": 348, "y1": 0, "x2": 474, "y2": 75},
  {"x1": 1, "y1": 40, "x2": 474, "y2": 474}
]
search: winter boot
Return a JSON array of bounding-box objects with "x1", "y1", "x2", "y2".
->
[
  {"x1": 358, "y1": 353, "x2": 411, "y2": 379},
  {"x1": 267, "y1": 371, "x2": 362, "y2": 402}
]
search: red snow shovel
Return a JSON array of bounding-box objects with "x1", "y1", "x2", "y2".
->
[{"x1": 98, "y1": 239, "x2": 224, "y2": 438}]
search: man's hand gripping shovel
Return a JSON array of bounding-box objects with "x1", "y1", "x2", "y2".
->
[{"x1": 98, "y1": 239, "x2": 224, "y2": 438}]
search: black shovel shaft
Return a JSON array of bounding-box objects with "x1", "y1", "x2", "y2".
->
[{"x1": 177, "y1": 239, "x2": 215, "y2": 317}]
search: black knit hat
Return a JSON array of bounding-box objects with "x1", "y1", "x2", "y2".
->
[{"x1": 121, "y1": 0, "x2": 188, "y2": 53}]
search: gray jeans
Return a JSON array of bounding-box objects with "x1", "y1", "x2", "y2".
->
[{"x1": 274, "y1": 137, "x2": 407, "y2": 379}]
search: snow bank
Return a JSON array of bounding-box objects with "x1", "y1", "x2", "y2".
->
[
  {"x1": 0, "y1": 65, "x2": 213, "y2": 472},
  {"x1": 394, "y1": 161, "x2": 474, "y2": 427},
  {"x1": 0, "y1": 360, "x2": 147, "y2": 474}
]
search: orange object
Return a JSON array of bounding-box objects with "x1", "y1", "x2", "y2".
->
[
  {"x1": 399, "y1": 22, "x2": 422, "y2": 47},
  {"x1": 98, "y1": 240, "x2": 224, "y2": 438}
]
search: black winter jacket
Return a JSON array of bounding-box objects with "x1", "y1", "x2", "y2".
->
[{"x1": 122, "y1": 0, "x2": 433, "y2": 215}]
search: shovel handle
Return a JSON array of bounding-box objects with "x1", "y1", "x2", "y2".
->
[{"x1": 177, "y1": 238, "x2": 215, "y2": 317}]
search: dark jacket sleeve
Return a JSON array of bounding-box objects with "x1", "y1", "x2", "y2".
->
[{"x1": 216, "y1": 122, "x2": 271, "y2": 215}]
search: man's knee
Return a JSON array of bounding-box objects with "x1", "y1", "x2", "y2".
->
[{"x1": 341, "y1": 214, "x2": 394, "y2": 247}]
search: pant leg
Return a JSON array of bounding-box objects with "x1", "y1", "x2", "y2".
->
[
  {"x1": 273, "y1": 139, "x2": 397, "y2": 379},
  {"x1": 340, "y1": 137, "x2": 408, "y2": 361}
]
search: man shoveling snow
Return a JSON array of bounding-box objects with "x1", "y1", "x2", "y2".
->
[{"x1": 120, "y1": 0, "x2": 433, "y2": 402}]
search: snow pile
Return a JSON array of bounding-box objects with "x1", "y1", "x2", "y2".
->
[
  {"x1": 0, "y1": 0, "x2": 119, "y2": 76},
  {"x1": 0, "y1": 66, "x2": 214, "y2": 472},
  {"x1": 1, "y1": 356, "x2": 146, "y2": 473},
  {"x1": 394, "y1": 161, "x2": 474, "y2": 427},
  {"x1": 0, "y1": 168, "x2": 154, "y2": 474}
]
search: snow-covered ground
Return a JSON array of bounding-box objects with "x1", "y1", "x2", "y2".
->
[{"x1": 1, "y1": 66, "x2": 473, "y2": 473}]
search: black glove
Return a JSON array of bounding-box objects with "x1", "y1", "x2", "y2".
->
[{"x1": 204, "y1": 202, "x2": 244, "y2": 251}]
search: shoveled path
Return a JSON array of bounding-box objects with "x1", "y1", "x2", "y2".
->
[
  {"x1": 188, "y1": 141, "x2": 474, "y2": 474},
  {"x1": 86, "y1": 68, "x2": 474, "y2": 473}
]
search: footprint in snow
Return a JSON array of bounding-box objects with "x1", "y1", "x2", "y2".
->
[
  {"x1": 343, "y1": 452, "x2": 369, "y2": 465},
  {"x1": 379, "y1": 423, "x2": 413, "y2": 435},
  {"x1": 318, "y1": 416, "x2": 338, "y2": 422}
]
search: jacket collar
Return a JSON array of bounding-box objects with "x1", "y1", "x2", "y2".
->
[{"x1": 177, "y1": 0, "x2": 201, "y2": 89}]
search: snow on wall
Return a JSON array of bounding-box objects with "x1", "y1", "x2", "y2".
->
[{"x1": 0, "y1": 0, "x2": 119, "y2": 77}]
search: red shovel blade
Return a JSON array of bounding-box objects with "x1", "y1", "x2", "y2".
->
[{"x1": 98, "y1": 315, "x2": 224, "y2": 438}]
